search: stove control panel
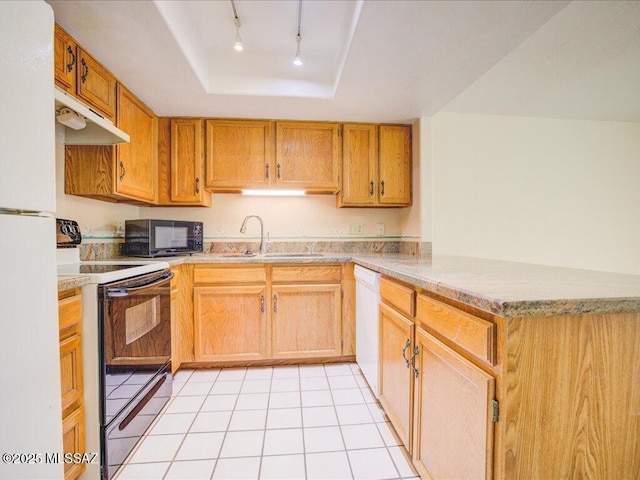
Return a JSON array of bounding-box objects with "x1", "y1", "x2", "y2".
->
[{"x1": 56, "y1": 218, "x2": 82, "y2": 248}]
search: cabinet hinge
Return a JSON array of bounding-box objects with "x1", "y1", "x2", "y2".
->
[{"x1": 491, "y1": 399, "x2": 499, "y2": 423}]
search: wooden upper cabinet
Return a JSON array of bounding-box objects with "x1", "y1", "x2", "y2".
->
[
  {"x1": 76, "y1": 47, "x2": 116, "y2": 121},
  {"x1": 338, "y1": 123, "x2": 411, "y2": 207},
  {"x1": 115, "y1": 84, "x2": 157, "y2": 203},
  {"x1": 275, "y1": 121, "x2": 341, "y2": 193},
  {"x1": 378, "y1": 125, "x2": 411, "y2": 205},
  {"x1": 171, "y1": 119, "x2": 207, "y2": 203},
  {"x1": 54, "y1": 24, "x2": 77, "y2": 94},
  {"x1": 338, "y1": 124, "x2": 378, "y2": 206},
  {"x1": 205, "y1": 119, "x2": 274, "y2": 191},
  {"x1": 65, "y1": 85, "x2": 158, "y2": 204}
]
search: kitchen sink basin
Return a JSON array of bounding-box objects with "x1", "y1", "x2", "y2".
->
[{"x1": 264, "y1": 253, "x2": 324, "y2": 258}]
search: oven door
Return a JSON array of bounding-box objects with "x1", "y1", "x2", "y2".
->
[
  {"x1": 99, "y1": 269, "x2": 173, "y2": 423},
  {"x1": 102, "y1": 269, "x2": 173, "y2": 368}
]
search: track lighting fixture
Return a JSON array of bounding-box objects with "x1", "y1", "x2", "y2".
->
[
  {"x1": 231, "y1": 0, "x2": 243, "y2": 52},
  {"x1": 293, "y1": 0, "x2": 303, "y2": 66}
]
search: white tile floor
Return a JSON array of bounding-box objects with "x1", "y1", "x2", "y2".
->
[{"x1": 115, "y1": 363, "x2": 419, "y2": 480}]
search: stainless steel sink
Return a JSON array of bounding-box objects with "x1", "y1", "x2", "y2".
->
[{"x1": 264, "y1": 253, "x2": 324, "y2": 258}]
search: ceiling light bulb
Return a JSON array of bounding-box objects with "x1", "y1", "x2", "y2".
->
[
  {"x1": 293, "y1": 34, "x2": 303, "y2": 66},
  {"x1": 233, "y1": 17, "x2": 243, "y2": 52}
]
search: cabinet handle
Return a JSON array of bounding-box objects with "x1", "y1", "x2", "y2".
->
[
  {"x1": 273, "y1": 294, "x2": 278, "y2": 312},
  {"x1": 276, "y1": 163, "x2": 281, "y2": 179},
  {"x1": 195, "y1": 177, "x2": 200, "y2": 194},
  {"x1": 66, "y1": 45, "x2": 76, "y2": 72},
  {"x1": 80, "y1": 58, "x2": 89, "y2": 84},
  {"x1": 380, "y1": 180, "x2": 385, "y2": 196},
  {"x1": 370, "y1": 180, "x2": 374, "y2": 196},
  {"x1": 401, "y1": 339, "x2": 411, "y2": 368},
  {"x1": 265, "y1": 164, "x2": 270, "y2": 179},
  {"x1": 119, "y1": 161, "x2": 126, "y2": 182},
  {"x1": 410, "y1": 345, "x2": 419, "y2": 378},
  {"x1": 260, "y1": 295, "x2": 265, "y2": 313}
]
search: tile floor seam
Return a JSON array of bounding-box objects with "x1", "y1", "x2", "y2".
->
[
  {"x1": 296, "y1": 365, "x2": 309, "y2": 480},
  {"x1": 325, "y1": 364, "x2": 356, "y2": 480},
  {"x1": 255, "y1": 365, "x2": 274, "y2": 479}
]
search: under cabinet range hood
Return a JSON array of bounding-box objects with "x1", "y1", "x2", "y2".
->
[{"x1": 54, "y1": 87, "x2": 130, "y2": 145}]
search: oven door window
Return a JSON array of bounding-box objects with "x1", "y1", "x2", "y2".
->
[{"x1": 104, "y1": 284, "x2": 171, "y2": 368}]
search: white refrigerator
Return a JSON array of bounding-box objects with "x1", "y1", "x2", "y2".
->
[{"x1": 0, "y1": 2, "x2": 64, "y2": 478}]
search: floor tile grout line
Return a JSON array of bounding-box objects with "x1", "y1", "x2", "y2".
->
[
  {"x1": 325, "y1": 363, "x2": 356, "y2": 480},
  {"x1": 255, "y1": 364, "x2": 275, "y2": 479}
]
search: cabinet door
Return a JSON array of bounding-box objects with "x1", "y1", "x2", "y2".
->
[
  {"x1": 272, "y1": 284, "x2": 342, "y2": 359},
  {"x1": 76, "y1": 47, "x2": 116, "y2": 120},
  {"x1": 275, "y1": 121, "x2": 341, "y2": 192},
  {"x1": 379, "y1": 302, "x2": 414, "y2": 449},
  {"x1": 54, "y1": 24, "x2": 76, "y2": 93},
  {"x1": 194, "y1": 285, "x2": 269, "y2": 362},
  {"x1": 170, "y1": 118, "x2": 205, "y2": 203},
  {"x1": 115, "y1": 84, "x2": 158, "y2": 203},
  {"x1": 413, "y1": 328, "x2": 495, "y2": 480},
  {"x1": 378, "y1": 125, "x2": 411, "y2": 205},
  {"x1": 205, "y1": 119, "x2": 274, "y2": 190},
  {"x1": 339, "y1": 124, "x2": 378, "y2": 206},
  {"x1": 59, "y1": 334, "x2": 83, "y2": 414},
  {"x1": 62, "y1": 407, "x2": 86, "y2": 480}
]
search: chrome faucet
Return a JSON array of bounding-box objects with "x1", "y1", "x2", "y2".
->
[{"x1": 240, "y1": 215, "x2": 268, "y2": 254}]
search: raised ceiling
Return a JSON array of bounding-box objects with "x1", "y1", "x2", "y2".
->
[{"x1": 46, "y1": 1, "x2": 638, "y2": 123}]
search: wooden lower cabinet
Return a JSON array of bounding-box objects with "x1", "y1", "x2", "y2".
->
[
  {"x1": 412, "y1": 328, "x2": 495, "y2": 480},
  {"x1": 190, "y1": 264, "x2": 346, "y2": 365},
  {"x1": 58, "y1": 290, "x2": 85, "y2": 480},
  {"x1": 378, "y1": 302, "x2": 414, "y2": 449},
  {"x1": 194, "y1": 285, "x2": 269, "y2": 362},
  {"x1": 272, "y1": 284, "x2": 342, "y2": 359}
]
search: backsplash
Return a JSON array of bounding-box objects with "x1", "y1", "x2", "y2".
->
[{"x1": 79, "y1": 241, "x2": 432, "y2": 261}]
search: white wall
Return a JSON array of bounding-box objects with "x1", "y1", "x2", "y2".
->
[{"x1": 431, "y1": 112, "x2": 640, "y2": 274}]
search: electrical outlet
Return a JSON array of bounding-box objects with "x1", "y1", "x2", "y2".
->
[
  {"x1": 376, "y1": 223, "x2": 385, "y2": 235},
  {"x1": 348, "y1": 223, "x2": 364, "y2": 235}
]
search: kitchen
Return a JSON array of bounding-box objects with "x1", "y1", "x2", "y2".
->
[{"x1": 1, "y1": 1, "x2": 640, "y2": 480}]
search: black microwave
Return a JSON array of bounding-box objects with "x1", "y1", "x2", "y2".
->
[{"x1": 124, "y1": 219, "x2": 203, "y2": 257}]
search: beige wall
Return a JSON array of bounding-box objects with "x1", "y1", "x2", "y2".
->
[{"x1": 431, "y1": 112, "x2": 640, "y2": 274}]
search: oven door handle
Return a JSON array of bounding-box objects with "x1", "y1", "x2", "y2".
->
[{"x1": 106, "y1": 271, "x2": 174, "y2": 297}]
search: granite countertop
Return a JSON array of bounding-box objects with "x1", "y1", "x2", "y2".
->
[
  {"x1": 60, "y1": 253, "x2": 640, "y2": 318},
  {"x1": 57, "y1": 275, "x2": 90, "y2": 292},
  {"x1": 352, "y1": 254, "x2": 640, "y2": 318}
]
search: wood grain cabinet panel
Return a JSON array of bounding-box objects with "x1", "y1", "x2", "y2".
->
[
  {"x1": 272, "y1": 284, "x2": 342, "y2": 359},
  {"x1": 54, "y1": 24, "x2": 77, "y2": 94},
  {"x1": 412, "y1": 328, "x2": 495, "y2": 480},
  {"x1": 275, "y1": 121, "x2": 341, "y2": 193},
  {"x1": 378, "y1": 125, "x2": 411, "y2": 206},
  {"x1": 58, "y1": 291, "x2": 85, "y2": 480},
  {"x1": 378, "y1": 302, "x2": 415, "y2": 449},
  {"x1": 380, "y1": 277, "x2": 415, "y2": 318},
  {"x1": 115, "y1": 84, "x2": 157, "y2": 203},
  {"x1": 194, "y1": 285, "x2": 269, "y2": 362},
  {"x1": 205, "y1": 119, "x2": 274, "y2": 191},
  {"x1": 76, "y1": 47, "x2": 116, "y2": 121},
  {"x1": 338, "y1": 123, "x2": 378, "y2": 206},
  {"x1": 65, "y1": 85, "x2": 158, "y2": 204},
  {"x1": 170, "y1": 118, "x2": 207, "y2": 203}
]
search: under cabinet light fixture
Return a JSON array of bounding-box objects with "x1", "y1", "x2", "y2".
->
[
  {"x1": 231, "y1": 0, "x2": 243, "y2": 52},
  {"x1": 242, "y1": 189, "x2": 306, "y2": 197},
  {"x1": 56, "y1": 107, "x2": 86, "y2": 130},
  {"x1": 293, "y1": 0, "x2": 303, "y2": 66}
]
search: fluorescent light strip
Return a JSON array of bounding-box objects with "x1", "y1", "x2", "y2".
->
[{"x1": 241, "y1": 189, "x2": 306, "y2": 197}]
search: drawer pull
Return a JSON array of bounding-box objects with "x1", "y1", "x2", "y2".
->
[
  {"x1": 260, "y1": 295, "x2": 265, "y2": 313},
  {"x1": 410, "y1": 346, "x2": 419, "y2": 378},
  {"x1": 401, "y1": 338, "x2": 411, "y2": 368},
  {"x1": 66, "y1": 45, "x2": 76, "y2": 72}
]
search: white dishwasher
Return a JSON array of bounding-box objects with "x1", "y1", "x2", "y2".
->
[{"x1": 355, "y1": 265, "x2": 381, "y2": 397}]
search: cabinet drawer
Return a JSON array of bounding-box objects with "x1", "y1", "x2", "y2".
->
[
  {"x1": 271, "y1": 265, "x2": 341, "y2": 283},
  {"x1": 62, "y1": 406, "x2": 86, "y2": 480},
  {"x1": 380, "y1": 277, "x2": 415, "y2": 317},
  {"x1": 59, "y1": 294, "x2": 82, "y2": 332},
  {"x1": 193, "y1": 266, "x2": 267, "y2": 284},
  {"x1": 416, "y1": 294, "x2": 496, "y2": 365}
]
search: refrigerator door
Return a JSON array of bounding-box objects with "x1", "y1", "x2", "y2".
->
[
  {"x1": 0, "y1": 1, "x2": 55, "y2": 213},
  {"x1": 0, "y1": 214, "x2": 63, "y2": 478}
]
